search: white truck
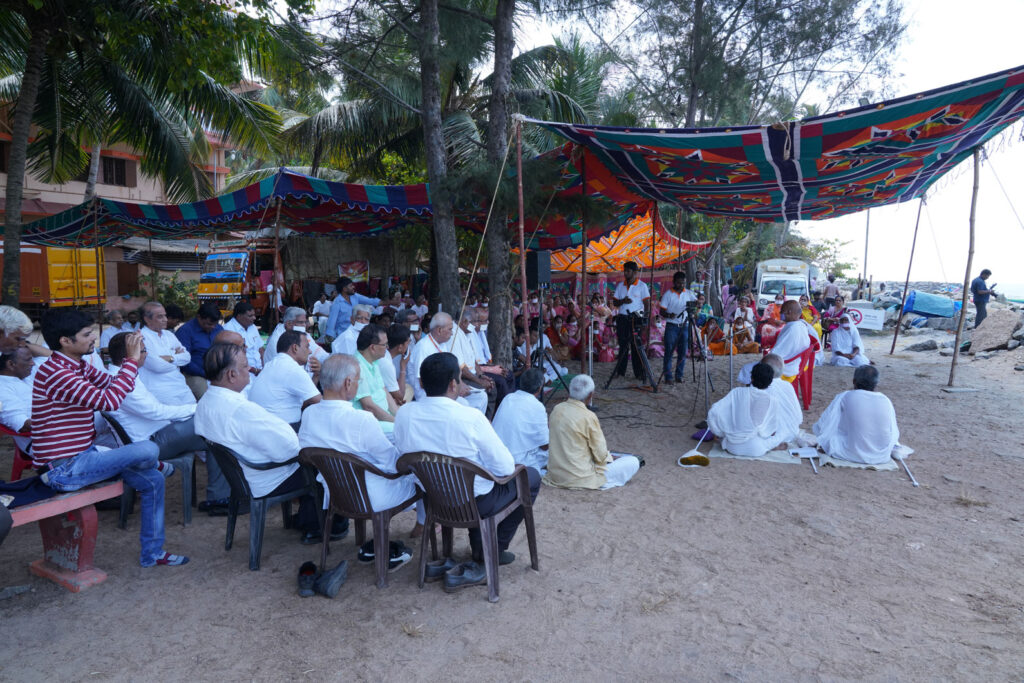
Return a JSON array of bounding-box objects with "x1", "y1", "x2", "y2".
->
[{"x1": 754, "y1": 258, "x2": 810, "y2": 313}]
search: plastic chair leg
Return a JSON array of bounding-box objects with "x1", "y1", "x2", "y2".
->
[
  {"x1": 372, "y1": 512, "x2": 391, "y2": 589},
  {"x1": 10, "y1": 450, "x2": 31, "y2": 481},
  {"x1": 523, "y1": 503, "x2": 539, "y2": 571},
  {"x1": 249, "y1": 500, "x2": 267, "y2": 571},
  {"x1": 441, "y1": 526, "x2": 454, "y2": 559},
  {"x1": 118, "y1": 487, "x2": 136, "y2": 530},
  {"x1": 225, "y1": 499, "x2": 239, "y2": 551},
  {"x1": 355, "y1": 519, "x2": 367, "y2": 548},
  {"x1": 177, "y1": 457, "x2": 193, "y2": 526},
  {"x1": 417, "y1": 514, "x2": 432, "y2": 589},
  {"x1": 479, "y1": 517, "x2": 501, "y2": 603}
]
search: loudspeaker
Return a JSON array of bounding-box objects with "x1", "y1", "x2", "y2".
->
[{"x1": 526, "y1": 250, "x2": 551, "y2": 289}]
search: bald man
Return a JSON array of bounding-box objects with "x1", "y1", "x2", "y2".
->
[{"x1": 769, "y1": 301, "x2": 811, "y2": 381}]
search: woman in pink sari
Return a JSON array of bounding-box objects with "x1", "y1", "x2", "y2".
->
[{"x1": 758, "y1": 294, "x2": 786, "y2": 349}]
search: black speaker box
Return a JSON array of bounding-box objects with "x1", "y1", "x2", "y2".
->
[{"x1": 526, "y1": 250, "x2": 551, "y2": 289}]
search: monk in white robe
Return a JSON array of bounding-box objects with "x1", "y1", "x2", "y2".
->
[
  {"x1": 707, "y1": 362, "x2": 802, "y2": 457},
  {"x1": 829, "y1": 314, "x2": 870, "y2": 367},
  {"x1": 492, "y1": 368, "x2": 549, "y2": 474},
  {"x1": 813, "y1": 365, "x2": 898, "y2": 465},
  {"x1": 760, "y1": 353, "x2": 802, "y2": 415},
  {"x1": 768, "y1": 301, "x2": 812, "y2": 381}
]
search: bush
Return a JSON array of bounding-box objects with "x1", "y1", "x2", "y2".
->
[{"x1": 134, "y1": 271, "x2": 198, "y2": 318}]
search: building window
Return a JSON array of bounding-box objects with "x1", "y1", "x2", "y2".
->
[
  {"x1": 0, "y1": 141, "x2": 9, "y2": 173},
  {"x1": 102, "y1": 157, "x2": 127, "y2": 186}
]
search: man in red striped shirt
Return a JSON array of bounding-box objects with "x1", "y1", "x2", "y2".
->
[{"x1": 34, "y1": 309, "x2": 188, "y2": 567}]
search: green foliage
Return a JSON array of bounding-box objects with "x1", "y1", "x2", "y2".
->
[
  {"x1": 788, "y1": 237, "x2": 856, "y2": 279},
  {"x1": 134, "y1": 271, "x2": 199, "y2": 318}
]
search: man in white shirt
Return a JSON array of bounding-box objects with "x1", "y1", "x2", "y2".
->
[
  {"x1": 353, "y1": 324, "x2": 398, "y2": 434},
  {"x1": 249, "y1": 330, "x2": 322, "y2": 427},
  {"x1": 450, "y1": 311, "x2": 492, "y2": 414},
  {"x1": 138, "y1": 301, "x2": 195, "y2": 406},
  {"x1": 659, "y1": 271, "x2": 696, "y2": 385},
  {"x1": 611, "y1": 260, "x2": 651, "y2": 381},
  {"x1": 814, "y1": 365, "x2": 900, "y2": 465},
  {"x1": 707, "y1": 363, "x2": 802, "y2": 457},
  {"x1": 299, "y1": 354, "x2": 421, "y2": 568},
  {"x1": 100, "y1": 310, "x2": 125, "y2": 355},
  {"x1": 195, "y1": 343, "x2": 345, "y2": 546},
  {"x1": 407, "y1": 312, "x2": 455, "y2": 401},
  {"x1": 829, "y1": 313, "x2": 870, "y2": 367},
  {"x1": 413, "y1": 295, "x2": 428, "y2": 319},
  {"x1": 0, "y1": 346, "x2": 34, "y2": 452},
  {"x1": 223, "y1": 302, "x2": 264, "y2": 373},
  {"x1": 311, "y1": 292, "x2": 332, "y2": 337},
  {"x1": 492, "y1": 368, "x2": 549, "y2": 474},
  {"x1": 465, "y1": 307, "x2": 513, "y2": 407},
  {"x1": 767, "y1": 300, "x2": 812, "y2": 381},
  {"x1": 393, "y1": 309, "x2": 420, "y2": 391},
  {"x1": 331, "y1": 305, "x2": 372, "y2": 356},
  {"x1": 380, "y1": 324, "x2": 411, "y2": 406},
  {"x1": 395, "y1": 352, "x2": 541, "y2": 587},
  {"x1": 264, "y1": 307, "x2": 329, "y2": 372}
]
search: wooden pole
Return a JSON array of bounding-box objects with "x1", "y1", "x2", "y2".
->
[
  {"x1": 580, "y1": 151, "x2": 588, "y2": 375},
  {"x1": 516, "y1": 122, "x2": 531, "y2": 367},
  {"x1": 890, "y1": 197, "x2": 925, "y2": 354},
  {"x1": 272, "y1": 197, "x2": 283, "y2": 327},
  {"x1": 148, "y1": 237, "x2": 156, "y2": 299},
  {"x1": 647, "y1": 206, "x2": 656, "y2": 344},
  {"x1": 676, "y1": 208, "x2": 683, "y2": 271},
  {"x1": 948, "y1": 148, "x2": 981, "y2": 387},
  {"x1": 862, "y1": 209, "x2": 870, "y2": 288}
]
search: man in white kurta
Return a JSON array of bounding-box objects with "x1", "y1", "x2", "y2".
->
[
  {"x1": 518, "y1": 326, "x2": 568, "y2": 384},
  {"x1": 299, "y1": 354, "x2": 423, "y2": 527},
  {"x1": 0, "y1": 347, "x2": 34, "y2": 452},
  {"x1": 813, "y1": 365, "x2": 899, "y2": 465},
  {"x1": 249, "y1": 331, "x2": 322, "y2": 426},
  {"x1": 264, "y1": 307, "x2": 329, "y2": 373},
  {"x1": 407, "y1": 312, "x2": 454, "y2": 400},
  {"x1": 829, "y1": 314, "x2": 870, "y2": 367},
  {"x1": 449, "y1": 313, "x2": 490, "y2": 414},
  {"x1": 139, "y1": 301, "x2": 195, "y2": 405},
  {"x1": 767, "y1": 301, "x2": 812, "y2": 381},
  {"x1": 707, "y1": 362, "x2": 802, "y2": 457},
  {"x1": 223, "y1": 302, "x2": 264, "y2": 373},
  {"x1": 395, "y1": 351, "x2": 541, "y2": 567},
  {"x1": 492, "y1": 368, "x2": 549, "y2": 474},
  {"x1": 331, "y1": 305, "x2": 372, "y2": 356}
]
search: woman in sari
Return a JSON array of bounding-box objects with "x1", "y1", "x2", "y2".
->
[
  {"x1": 731, "y1": 296, "x2": 757, "y2": 347},
  {"x1": 758, "y1": 294, "x2": 786, "y2": 348},
  {"x1": 799, "y1": 294, "x2": 822, "y2": 337},
  {"x1": 694, "y1": 292, "x2": 714, "y2": 327},
  {"x1": 564, "y1": 313, "x2": 583, "y2": 359},
  {"x1": 545, "y1": 315, "x2": 573, "y2": 362}
]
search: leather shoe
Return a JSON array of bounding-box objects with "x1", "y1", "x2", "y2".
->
[
  {"x1": 443, "y1": 561, "x2": 487, "y2": 593},
  {"x1": 470, "y1": 549, "x2": 516, "y2": 566},
  {"x1": 424, "y1": 557, "x2": 458, "y2": 583},
  {"x1": 297, "y1": 561, "x2": 318, "y2": 597},
  {"x1": 314, "y1": 559, "x2": 348, "y2": 599}
]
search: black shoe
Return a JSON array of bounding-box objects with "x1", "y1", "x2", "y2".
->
[
  {"x1": 443, "y1": 561, "x2": 487, "y2": 593},
  {"x1": 314, "y1": 559, "x2": 348, "y2": 599},
  {"x1": 300, "y1": 530, "x2": 322, "y2": 545},
  {"x1": 330, "y1": 517, "x2": 350, "y2": 540},
  {"x1": 358, "y1": 540, "x2": 412, "y2": 572},
  {"x1": 470, "y1": 549, "x2": 515, "y2": 566},
  {"x1": 424, "y1": 557, "x2": 458, "y2": 583},
  {"x1": 695, "y1": 420, "x2": 708, "y2": 430},
  {"x1": 297, "y1": 561, "x2": 318, "y2": 598},
  {"x1": 200, "y1": 498, "x2": 230, "y2": 516}
]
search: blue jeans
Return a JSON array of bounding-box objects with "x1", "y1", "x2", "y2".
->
[
  {"x1": 663, "y1": 322, "x2": 689, "y2": 379},
  {"x1": 46, "y1": 442, "x2": 166, "y2": 566}
]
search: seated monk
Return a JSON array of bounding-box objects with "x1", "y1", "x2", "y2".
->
[
  {"x1": 544, "y1": 375, "x2": 641, "y2": 490},
  {"x1": 492, "y1": 368, "x2": 549, "y2": 474},
  {"x1": 828, "y1": 314, "x2": 870, "y2": 367},
  {"x1": 299, "y1": 354, "x2": 419, "y2": 570},
  {"x1": 813, "y1": 365, "x2": 899, "y2": 465},
  {"x1": 767, "y1": 301, "x2": 812, "y2": 382},
  {"x1": 707, "y1": 363, "x2": 802, "y2": 458}
]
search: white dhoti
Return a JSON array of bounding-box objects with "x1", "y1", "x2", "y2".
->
[
  {"x1": 459, "y1": 388, "x2": 488, "y2": 414},
  {"x1": 600, "y1": 455, "x2": 641, "y2": 489},
  {"x1": 830, "y1": 353, "x2": 870, "y2": 367}
]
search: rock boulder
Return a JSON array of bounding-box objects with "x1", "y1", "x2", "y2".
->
[
  {"x1": 906, "y1": 339, "x2": 939, "y2": 352},
  {"x1": 970, "y1": 309, "x2": 1022, "y2": 353}
]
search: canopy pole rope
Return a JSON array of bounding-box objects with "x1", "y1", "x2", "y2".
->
[
  {"x1": 516, "y1": 121, "x2": 532, "y2": 367},
  {"x1": 272, "y1": 197, "x2": 283, "y2": 328},
  {"x1": 460, "y1": 132, "x2": 513, "y2": 317},
  {"x1": 889, "y1": 196, "x2": 925, "y2": 354},
  {"x1": 581, "y1": 150, "x2": 589, "y2": 376},
  {"x1": 948, "y1": 148, "x2": 981, "y2": 388},
  {"x1": 981, "y1": 148, "x2": 1024, "y2": 231}
]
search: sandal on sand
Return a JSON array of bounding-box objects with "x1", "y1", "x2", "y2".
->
[
  {"x1": 151, "y1": 552, "x2": 189, "y2": 566},
  {"x1": 678, "y1": 453, "x2": 710, "y2": 468}
]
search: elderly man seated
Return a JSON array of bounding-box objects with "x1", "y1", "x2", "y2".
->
[
  {"x1": 813, "y1": 365, "x2": 899, "y2": 465},
  {"x1": 139, "y1": 301, "x2": 194, "y2": 406},
  {"x1": 249, "y1": 330, "x2": 322, "y2": 427},
  {"x1": 352, "y1": 323, "x2": 399, "y2": 434},
  {"x1": 492, "y1": 368, "x2": 549, "y2": 474},
  {"x1": 407, "y1": 312, "x2": 473, "y2": 408},
  {"x1": 0, "y1": 347, "x2": 34, "y2": 452},
  {"x1": 544, "y1": 375, "x2": 640, "y2": 490},
  {"x1": 331, "y1": 305, "x2": 372, "y2": 356},
  {"x1": 395, "y1": 352, "x2": 541, "y2": 591},
  {"x1": 105, "y1": 332, "x2": 206, "y2": 464},
  {"x1": 707, "y1": 363, "x2": 802, "y2": 457},
  {"x1": 299, "y1": 354, "x2": 419, "y2": 570},
  {"x1": 829, "y1": 313, "x2": 870, "y2": 367},
  {"x1": 767, "y1": 300, "x2": 812, "y2": 382},
  {"x1": 223, "y1": 301, "x2": 264, "y2": 374},
  {"x1": 195, "y1": 343, "x2": 347, "y2": 548},
  {"x1": 450, "y1": 311, "x2": 492, "y2": 414},
  {"x1": 760, "y1": 353, "x2": 802, "y2": 415},
  {"x1": 264, "y1": 307, "x2": 330, "y2": 371}
]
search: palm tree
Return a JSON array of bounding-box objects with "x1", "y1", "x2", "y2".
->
[{"x1": 0, "y1": 0, "x2": 296, "y2": 303}]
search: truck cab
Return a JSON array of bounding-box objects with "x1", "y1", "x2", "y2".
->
[
  {"x1": 197, "y1": 238, "x2": 278, "y2": 317},
  {"x1": 754, "y1": 259, "x2": 810, "y2": 314}
]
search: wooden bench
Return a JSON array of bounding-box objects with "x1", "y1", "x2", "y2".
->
[{"x1": 10, "y1": 480, "x2": 124, "y2": 592}]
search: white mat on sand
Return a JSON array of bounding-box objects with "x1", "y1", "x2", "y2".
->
[
  {"x1": 708, "y1": 443, "x2": 801, "y2": 465},
  {"x1": 708, "y1": 443, "x2": 913, "y2": 471},
  {"x1": 818, "y1": 444, "x2": 913, "y2": 472}
]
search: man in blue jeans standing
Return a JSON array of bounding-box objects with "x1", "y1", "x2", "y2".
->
[
  {"x1": 660, "y1": 271, "x2": 696, "y2": 385},
  {"x1": 32, "y1": 308, "x2": 188, "y2": 567},
  {"x1": 970, "y1": 268, "x2": 996, "y2": 329}
]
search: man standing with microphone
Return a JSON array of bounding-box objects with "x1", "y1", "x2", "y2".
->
[
  {"x1": 610, "y1": 261, "x2": 651, "y2": 381},
  {"x1": 660, "y1": 271, "x2": 696, "y2": 385}
]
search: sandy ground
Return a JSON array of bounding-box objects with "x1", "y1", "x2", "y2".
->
[{"x1": 2, "y1": 330, "x2": 1023, "y2": 681}]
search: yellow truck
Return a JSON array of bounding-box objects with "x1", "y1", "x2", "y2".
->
[{"x1": 0, "y1": 244, "x2": 105, "y2": 317}]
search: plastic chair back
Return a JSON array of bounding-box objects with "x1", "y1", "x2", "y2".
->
[
  {"x1": 0, "y1": 423, "x2": 32, "y2": 481},
  {"x1": 299, "y1": 448, "x2": 375, "y2": 517},
  {"x1": 204, "y1": 440, "x2": 256, "y2": 500},
  {"x1": 397, "y1": 452, "x2": 485, "y2": 529}
]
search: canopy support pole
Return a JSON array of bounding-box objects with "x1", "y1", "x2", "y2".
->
[
  {"x1": 647, "y1": 205, "x2": 656, "y2": 345},
  {"x1": 948, "y1": 148, "x2": 981, "y2": 387},
  {"x1": 581, "y1": 151, "x2": 589, "y2": 375},
  {"x1": 273, "y1": 197, "x2": 283, "y2": 328},
  {"x1": 148, "y1": 237, "x2": 156, "y2": 299},
  {"x1": 516, "y1": 122, "x2": 531, "y2": 367},
  {"x1": 676, "y1": 208, "x2": 682, "y2": 271},
  {"x1": 889, "y1": 197, "x2": 925, "y2": 354},
  {"x1": 92, "y1": 198, "x2": 103, "y2": 337}
]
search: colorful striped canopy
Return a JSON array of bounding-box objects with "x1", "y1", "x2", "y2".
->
[
  {"x1": 528, "y1": 63, "x2": 1024, "y2": 223},
  {"x1": 22, "y1": 169, "x2": 434, "y2": 247},
  {"x1": 549, "y1": 211, "x2": 711, "y2": 273}
]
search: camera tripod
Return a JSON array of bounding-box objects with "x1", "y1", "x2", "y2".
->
[{"x1": 603, "y1": 313, "x2": 658, "y2": 393}]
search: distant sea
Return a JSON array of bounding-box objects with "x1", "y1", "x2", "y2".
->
[{"x1": 999, "y1": 282, "x2": 1024, "y2": 303}]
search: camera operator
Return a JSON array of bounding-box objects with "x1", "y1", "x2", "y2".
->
[
  {"x1": 659, "y1": 271, "x2": 697, "y2": 385},
  {"x1": 611, "y1": 261, "x2": 651, "y2": 381}
]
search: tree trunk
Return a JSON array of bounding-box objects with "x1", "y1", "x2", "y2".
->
[
  {"x1": 484, "y1": 0, "x2": 516, "y2": 368},
  {"x1": 418, "y1": 0, "x2": 459, "y2": 314},
  {"x1": 84, "y1": 140, "x2": 102, "y2": 201},
  {"x1": 3, "y1": 24, "x2": 50, "y2": 305}
]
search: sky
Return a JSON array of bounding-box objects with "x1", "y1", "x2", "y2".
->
[{"x1": 519, "y1": 0, "x2": 1024, "y2": 286}]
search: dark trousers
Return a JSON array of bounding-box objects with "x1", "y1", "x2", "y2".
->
[
  {"x1": 483, "y1": 371, "x2": 514, "y2": 410},
  {"x1": 0, "y1": 504, "x2": 11, "y2": 549},
  {"x1": 267, "y1": 466, "x2": 346, "y2": 534},
  {"x1": 469, "y1": 467, "x2": 541, "y2": 553},
  {"x1": 151, "y1": 417, "x2": 206, "y2": 461},
  {"x1": 614, "y1": 314, "x2": 646, "y2": 379},
  {"x1": 663, "y1": 322, "x2": 689, "y2": 379},
  {"x1": 975, "y1": 301, "x2": 988, "y2": 328}
]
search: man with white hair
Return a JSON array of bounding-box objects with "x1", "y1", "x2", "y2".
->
[
  {"x1": 766, "y1": 300, "x2": 812, "y2": 382},
  {"x1": 829, "y1": 313, "x2": 870, "y2": 367},
  {"x1": 492, "y1": 368, "x2": 549, "y2": 474},
  {"x1": 223, "y1": 301, "x2": 264, "y2": 374},
  {"x1": 331, "y1": 305, "x2": 372, "y2": 356},
  {"x1": 707, "y1": 362, "x2": 802, "y2": 457},
  {"x1": 264, "y1": 306, "x2": 329, "y2": 371},
  {"x1": 138, "y1": 301, "x2": 195, "y2": 406},
  {"x1": 544, "y1": 375, "x2": 641, "y2": 490},
  {"x1": 760, "y1": 353, "x2": 801, "y2": 415},
  {"x1": 0, "y1": 305, "x2": 37, "y2": 354},
  {"x1": 407, "y1": 312, "x2": 471, "y2": 404},
  {"x1": 813, "y1": 365, "x2": 899, "y2": 465},
  {"x1": 300, "y1": 354, "x2": 420, "y2": 569},
  {"x1": 449, "y1": 310, "x2": 492, "y2": 414}
]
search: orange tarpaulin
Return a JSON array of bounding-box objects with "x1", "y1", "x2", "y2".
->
[{"x1": 549, "y1": 212, "x2": 711, "y2": 273}]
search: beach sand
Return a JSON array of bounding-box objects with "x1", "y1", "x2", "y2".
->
[{"x1": 2, "y1": 331, "x2": 1023, "y2": 680}]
